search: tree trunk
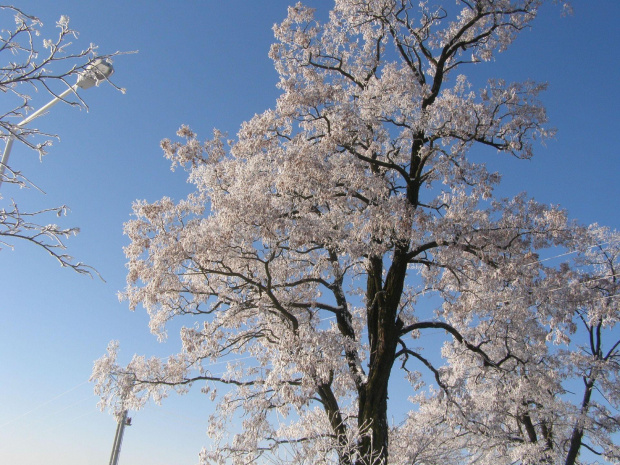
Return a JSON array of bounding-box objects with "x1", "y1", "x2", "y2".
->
[
  {"x1": 358, "y1": 250, "x2": 409, "y2": 464},
  {"x1": 564, "y1": 379, "x2": 594, "y2": 465}
]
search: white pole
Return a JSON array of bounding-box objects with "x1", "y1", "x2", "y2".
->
[
  {"x1": 0, "y1": 58, "x2": 114, "y2": 189},
  {"x1": 109, "y1": 410, "x2": 130, "y2": 465},
  {"x1": 0, "y1": 85, "x2": 77, "y2": 188}
]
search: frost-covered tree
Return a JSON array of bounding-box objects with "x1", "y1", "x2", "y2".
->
[
  {"x1": 92, "y1": 1, "x2": 617, "y2": 464},
  {"x1": 396, "y1": 225, "x2": 620, "y2": 465},
  {"x1": 0, "y1": 5, "x2": 124, "y2": 274}
]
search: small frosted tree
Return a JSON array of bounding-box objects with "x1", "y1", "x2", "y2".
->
[
  {"x1": 0, "y1": 5, "x2": 124, "y2": 274},
  {"x1": 92, "y1": 1, "x2": 617, "y2": 464}
]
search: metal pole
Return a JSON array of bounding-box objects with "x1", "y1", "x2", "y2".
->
[
  {"x1": 109, "y1": 410, "x2": 130, "y2": 465},
  {"x1": 0, "y1": 85, "x2": 77, "y2": 188}
]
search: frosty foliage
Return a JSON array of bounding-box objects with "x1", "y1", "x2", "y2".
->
[
  {"x1": 0, "y1": 5, "x2": 126, "y2": 274},
  {"x1": 92, "y1": 1, "x2": 617, "y2": 464}
]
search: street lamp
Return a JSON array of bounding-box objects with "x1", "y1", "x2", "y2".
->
[{"x1": 0, "y1": 58, "x2": 114, "y2": 188}]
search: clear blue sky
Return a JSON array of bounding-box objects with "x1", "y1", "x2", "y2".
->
[{"x1": 0, "y1": 1, "x2": 618, "y2": 464}]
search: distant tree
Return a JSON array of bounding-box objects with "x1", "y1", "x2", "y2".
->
[
  {"x1": 92, "y1": 1, "x2": 618, "y2": 464},
  {"x1": 0, "y1": 5, "x2": 124, "y2": 274}
]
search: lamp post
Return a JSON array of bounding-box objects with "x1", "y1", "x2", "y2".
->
[
  {"x1": 108, "y1": 409, "x2": 132, "y2": 465},
  {"x1": 0, "y1": 58, "x2": 114, "y2": 188}
]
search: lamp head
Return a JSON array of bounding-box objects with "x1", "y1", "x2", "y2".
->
[{"x1": 76, "y1": 58, "x2": 114, "y2": 90}]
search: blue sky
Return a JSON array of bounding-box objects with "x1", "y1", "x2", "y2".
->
[{"x1": 0, "y1": 1, "x2": 618, "y2": 464}]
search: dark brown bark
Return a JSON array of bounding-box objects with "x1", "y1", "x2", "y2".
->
[
  {"x1": 564, "y1": 379, "x2": 594, "y2": 465},
  {"x1": 357, "y1": 249, "x2": 410, "y2": 464}
]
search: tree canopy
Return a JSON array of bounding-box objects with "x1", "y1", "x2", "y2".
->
[{"x1": 92, "y1": 1, "x2": 619, "y2": 464}]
